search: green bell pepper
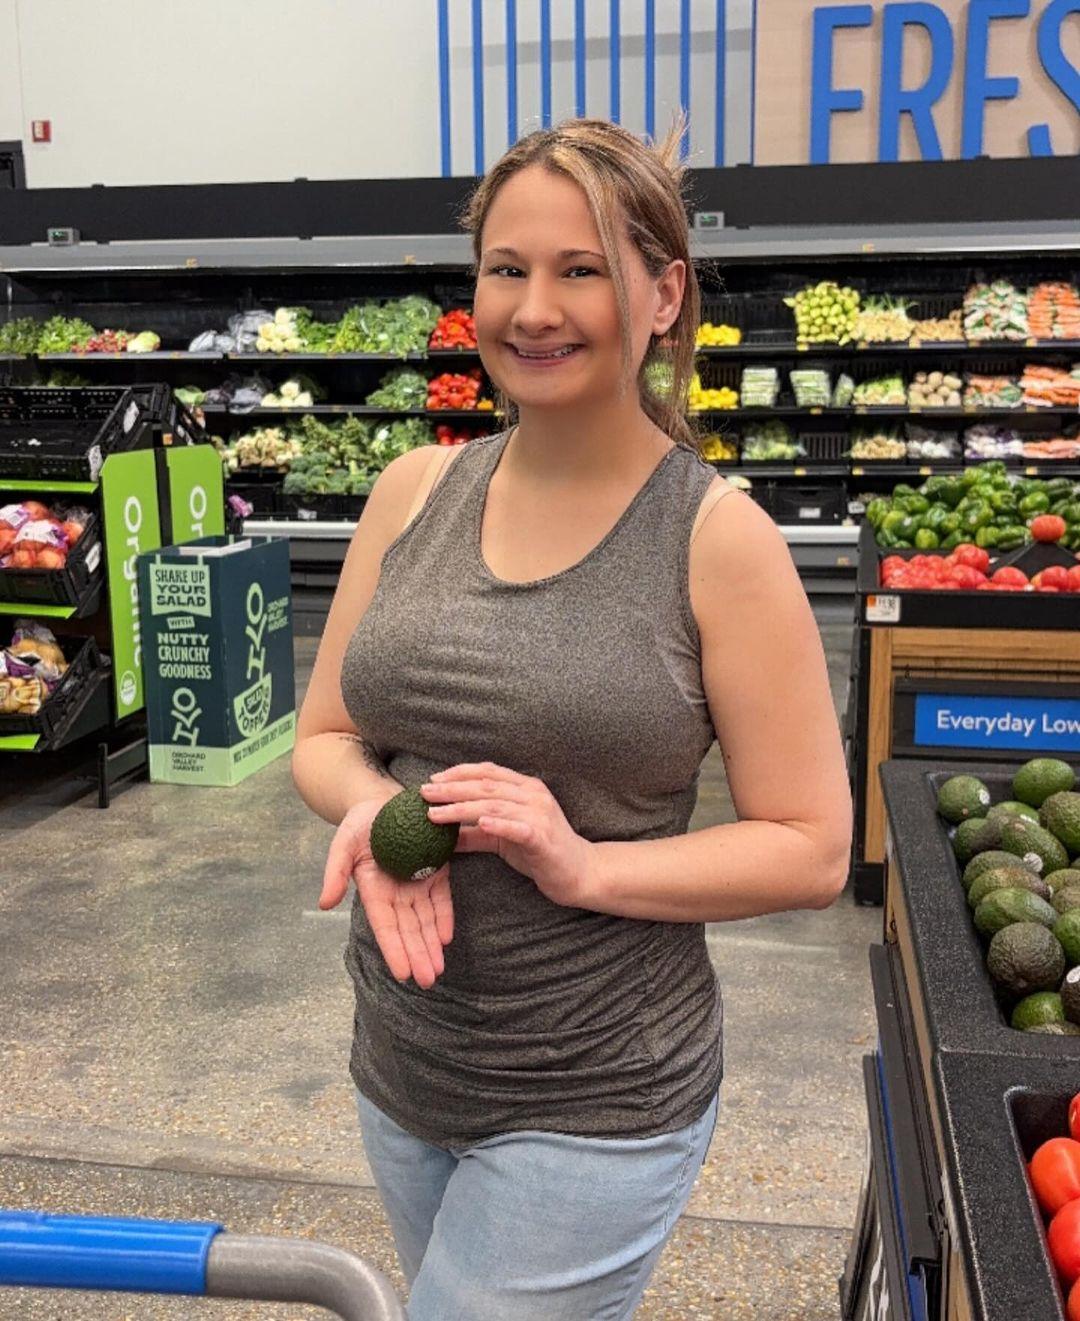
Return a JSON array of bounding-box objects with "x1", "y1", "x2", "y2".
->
[
  {"x1": 914, "y1": 528, "x2": 940, "y2": 549},
  {"x1": 1019, "y1": 491, "x2": 1051, "y2": 517},
  {"x1": 974, "y1": 525, "x2": 1001, "y2": 549},
  {"x1": 865, "y1": 498, "x2": 890, "y2": 528},
  {"x1": 939, "y1": 531, "x2": 964, "y2": 552},
  {"x1": 882, "y1": 509, "x2": 909, "y2": 535},
  {"x1": 961, "y1": 500, "x2": 993, "y2": 533}
]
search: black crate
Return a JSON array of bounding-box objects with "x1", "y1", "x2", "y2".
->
[
  {"x1": 0, "y1": 634, "x2": 111, "y2": 746},
  {"x1": 224, "y1": 478, "x2": 282, "y2": 516},
  {"x1": 278, "y1": 491, "x2": 345, "y2": 521},
  {"x1": 0, "y1": 386, "x2": 156, "y2": 481},
  {"x1": 0, "y1": 509, "x2": 103, "y2": 611},
  {"x1": 797, "y1": 430, "x2": 849, "y2": 464},
  {"x1": 769, "y1": 483, "x2": 846, "y2": 524}
]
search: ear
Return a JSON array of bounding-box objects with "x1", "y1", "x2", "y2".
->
[{"x1": 651, "y1": 259, "x2": 686, "y2": 337}]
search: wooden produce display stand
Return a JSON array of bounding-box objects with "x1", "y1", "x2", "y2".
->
[
  {"x1": 847, "y1": 523, "x2": 1080, "y2": 905},
  {"x1": 840, "y1": 759, "x2": 1079, "y2": 1321}
]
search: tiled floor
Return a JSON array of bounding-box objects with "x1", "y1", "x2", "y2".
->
[{"x1": 0, "y1": 611, "x2": 880, "y2": 1319}]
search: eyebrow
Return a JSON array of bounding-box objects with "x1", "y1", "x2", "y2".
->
[{"x1": 484, "y1": 247, "x2": 607, "y2": 261}]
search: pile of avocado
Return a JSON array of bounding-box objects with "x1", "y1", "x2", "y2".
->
[
  {"x1": 865, "y1": 462, "x2": 1080, "y2": 551},
  {"x1": 938, "y1": 757, "x2": 1080, "y2": 1033}
]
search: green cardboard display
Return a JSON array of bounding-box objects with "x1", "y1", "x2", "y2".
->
[{"x1": 137, "y1": 536, "x2": 295, "y2": 787}]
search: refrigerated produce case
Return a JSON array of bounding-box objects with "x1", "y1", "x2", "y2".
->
[{"x1": 842, "y1": 760, "x2": 1080, "y2": 1320}]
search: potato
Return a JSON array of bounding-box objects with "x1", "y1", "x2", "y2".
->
[
  {"x1": 915, "y1": 371, "x2": 928, "y2": 384},
  {"x1": 928, "y1": 371, "x2": 943, "y2": 388}
]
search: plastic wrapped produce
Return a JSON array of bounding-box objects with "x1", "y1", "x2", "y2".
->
[
  {"x1": 908, "y1": 370, "x2": 963, "y2": 409},
  {"x1": 789, "y1": 368, "x2": 831, "y2": 407},
  {"x1": 963, "y1": 374, "x2": 1022, "y2": 408},
  {"x1": 852, "y1": 373, "x2": 906, "y2": 406},
  {"x1": 740, "y1": 366, "x2": 780, "y2": 407},
  {"x1": 1028, "y1": 283, "x2": 1080, "y2": 339},
  {"x1": 853, "y1": 296, "x2": 914, "y2": 343},
  {"x1": 742, "y1": 419, "x2": 804, "y2": 461},
  {"x1": 849, "y1": 428, "x2": 907, "y2": 460},
  {"x1": 963, "y1": 424, "x2": 1024, "y2": 460},
  {"x1": 911, "y1": 310, "x2": 964, "y2": 342},
  {"x1": 831, "y1": 373, "x2": 855, "y2": 407},
  {"x1": 905, "y1": 425, "x2": 961, "y2": 460},
  {"x1": 963, "y1": 281, "x2": 1030, "y2": 341},
  {"x1": 1019, "y1": 364, "x2": 1080, "y2": 408}
]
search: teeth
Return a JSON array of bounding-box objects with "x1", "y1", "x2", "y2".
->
[{"x1": 516, "y1": 345, "x2": 576, "y2": 358}]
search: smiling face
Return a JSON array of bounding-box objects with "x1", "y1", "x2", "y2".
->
[{"x1": 474, "y1": 164, "x2": 682, "y2": 414}]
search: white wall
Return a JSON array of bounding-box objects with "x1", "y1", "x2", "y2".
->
[{"x1": 0, "y1": 0, "x2": 750, "y2": 189}]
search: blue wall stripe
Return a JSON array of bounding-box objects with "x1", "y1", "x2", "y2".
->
[
  {"x1": 644, "y1": 0, "x2": 655, "y2": 138},
  {"x1": 471, "y1": 0, "x2": 485, "y2": 174},
  {"x1": 715, "y1": 0, "x2": 725, "y2": 165},
  {"x1": 575, "y1": 0, "x2": 586, "y2": 116},
  {"x1": 437, "y1": 0, "x2": 451, "y2": 176},
  {"x1": 540, "y1": 0, "x2": 552, "y2": 127},
  {"x1": 679, "y1": 0, "x2": 691, "y2": 158},
  {"x1": 609, "y1": 0, "x2": 621, "y2": 121},
  {"x1": 506, "y1": 0, "x2": 518, "y2": 146}
]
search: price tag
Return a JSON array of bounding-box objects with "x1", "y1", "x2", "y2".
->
[
  {"x1": 919, "y1": 466, "x2": 932, "y2": 475},
  {"x1": 852, "y1": 466, "x2": 865, "y2": 476},
  {"x1": 909, "y1": 337, "x2": 922, "y2": 348},
  {"x1": 810, "y1": 407, "x2": 823, "y2": 415},
  {"x1": 865, "y1": 593, "x2": 901, "y2": 623},
  {"x1": 1026, "y1": 466, "x2": 1039, "y2": 476},
  {"x1": 963, "y1": 404, "x2": 976, "y2": 413},
  {"x1": 794, "y1": 466, "x2": 807, "y2": 476},
  {"x1": 855, "y1": 405, "x2": 867, "y2": 414},
  {"x1": 1025, "y1": 405, "x2": 1037, "y2": 413},
  {"x1": 1026, "y1": 337, "x2": 1038, "y2": 347},
  {"x1": 837, "y1": 555, "x2": 852, "y2": 567},
  {"x1": 185, "y1": 257, "x2": 198, "y2": 269}
]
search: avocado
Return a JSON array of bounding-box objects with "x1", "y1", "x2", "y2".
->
[
  {"x1": 987, "y1": 800, "x2": 1040, "y2": 824},
  {"x1": 974, "y1": 888, "x2": 1057, "y2": 937},
  {"x1": 952, "y1": 815, "x2": 1004, "y2": 864},
  {"x1": 1060, "y1": 966, "x2": 1080, "y2": 1025},
  {"x1": 998, "y1": 816, "x2": 1070, "y2": 876},
  {"x1": 1040, "y1": 792, "x2": 1080, "y2": 856},
  {"x1": 986, "y1": 923, "x2": 1066, "y2": 995},
  {"x1": 1046, "y1": 869, "x2": 1080, "y2": 897},
  {"x1": 967, "y1": 866, "x2": 1052, "y2": 910},
  {"x1": 1052, "y1": 886, "x2": 1080, "y2": 917},
  {"x1": 1024, "y1": 1022, "x2": 1080, "y2": 1036},
  {"x1": 1012, "y1": 758, "x2": 1077, "y2": 808},
  {"x1": 937, "y1": 775, "x2": 991, "y2": 824},
  {"x1": 1054, "y1": 909, "x2": 1080, "y2": 965},
  {"x1": 369, "y1": 786, "x2": 460, "y2": 882},
  {"x1": 962, "y1": 850, "x2": 1037, "y2": 892},
  {"x1": 1011, "y1": 992, "x2": 1065, "y2": 1031}
]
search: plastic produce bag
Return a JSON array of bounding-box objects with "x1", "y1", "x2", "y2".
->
[{"x1": 227, "y1": 310, "x2": 274, "y2": 352}]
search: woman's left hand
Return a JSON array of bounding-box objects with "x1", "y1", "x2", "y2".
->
[{"x1": 419, "y1": 761, "x2": 596, "y2": 909}]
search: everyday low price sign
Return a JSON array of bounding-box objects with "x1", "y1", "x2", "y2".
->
[{"x1": 915, "y1": 693, "x2": 1080, "y2": 752}]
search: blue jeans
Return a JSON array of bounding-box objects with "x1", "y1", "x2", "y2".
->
[{"x1": 354, "y1": 1086, "x2": 720, "y2": 1320}]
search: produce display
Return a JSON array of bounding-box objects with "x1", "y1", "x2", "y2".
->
[
  {"x1": 964, "y1": 280, "x2": 1030, "y2": 341},
  {"x1": 936, "y1": 763, "x2": 1080, "y2": 1035},
  {"x1": 908, "y1": 370, "x2": 963, "y2": 409},
  {"x1": 365, "y1": 367, "x2": 429, "y2": 411},
  {"x1": 1028, "y1": 283, "x2": 1080, "y2": 340},
  {"x1": 1026, "y1": 1093, "x2": 1080, "y2": 1309},
  {"x1": 261, "y1": 377, "x2": 317, "y2": 408},
  {"x1": 0, "y1": 499, "x2": 88, "y2": 570},
  {"x1": 850, "y1": 428, "x2": 907, "y2": 460},
  {"x1": 880, "y1": 545, "x2": 1080, "y2": 591},
  {"x1": 426, "y1": 369, "x2": 492, "y2": 411},
  {"x1": 831, "y1": 373, "x2": 855, "y2": 407},
  {"x1": 865, "y1": 463, "x2": 1080, "y2": 550},
  {"x1": 688, "y1": 373, "x2": 738, "y2": 410},
  {"x1": 742, "y1": 420, "x2": 803, "y2": 461},
  {"x1": 695, "y1": 321, "x2": 742, "y2": 347},
  {"x1": 0, "y1": 620, "x2": 68, "y2": 716},
  {"x1": 911, "y1": 309, "x2": 964, "y2": 342},
  {"x1": 905, "y1": 425, "x2": 961, "y2": 461},
  {"x1": 189, "y1": 297, "x2": 442, "y2": 357},
  {"x1": 434, "y1": 424, "x2": 479, "y2": 447},
  {"x1": 281, "y1": 416, "x2": 435, "y2": 497},
  {"x1": 853, "y1": 296, "x2": 914, "y2": 344},
  {"x1": 963, "y1": 374, "x2": 1023, "y2": 409},
  {"x1": 1020, "y1": 364, "x2": 1080, "y2": 409},
  {"x1": 428, "y1": 308, "x2": 477, "y2": 350},
  {"x1": 216, "y1": 428, "x2": 303, "y2": 475},
  {"x1": 740, "y1": 366, "x2": 779, "y2": 407},
  {"x1": 852, "y1": 373, "x2": 906, "y2": 407},
  {"x1": 1025, "y1": 437, "x2": 1080, "y2": 461},
  {"x1": 964, "y1": 423, "x2": 1024, "y2": 460},
  {"x1": 784, "y1": 282, "x2": 860, "y2": 345},
  {"x1": 699, "y1": 433, "x2": 738, "y2": 462},
  {"x1": 789, "y1": 368, "x2": 831, "y2": 407}
]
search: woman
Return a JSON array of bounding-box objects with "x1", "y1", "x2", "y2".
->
[{"x1": 292, "y1": 117, "x2": 851, "y2": 1320}]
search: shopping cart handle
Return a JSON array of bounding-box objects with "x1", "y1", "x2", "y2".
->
[{"x1": 0, "y1": 1210, "x2": 222, "y2": 1293}]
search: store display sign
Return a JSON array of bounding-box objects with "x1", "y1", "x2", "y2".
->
[
  {"x1": 137, "y1": 536, "x2": 295, "y2": 786},
  {"x1": 753, "y1": 0, "x2": 1080, "y2": 165},
  {"x1": 166, "y1": 445, "x2": 225, "y2": 544},
  {"x1": 914, "y1": 692, "x2": 1080, "y2": 752}
]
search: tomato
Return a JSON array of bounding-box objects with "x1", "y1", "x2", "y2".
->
[
  {"x1": 881, "y1": 555, "x2": 905, "y2": 576},
  {"x1": 949, "y1": 564, "x2": 985, "y2": 591},
  {"x1": 1066, "y1": 566, "x2": 1080, "y2": 594},
  {"x1": 992, "y1": 566, "x2": 1029, "y2": 587},
  {"x1": 1040, "y1": 565, "x2": 1071, "y2": 591},
  {"x1": 954, "y1": 543, "x2": 990, "y2": 573},
  {"x1": 1031, "y1": 1139, "x2": 1080, "y2": 1216},
  {"x1": 1049, "y1": 1199, "x2": 1080, "y2": 1284},
  {"x1": 1069, "y1": 1277, "x2": 1080, "y2": 1321},
  {"x1": 1031, "y1": 514, "x2": 1067, "y2": 543}
]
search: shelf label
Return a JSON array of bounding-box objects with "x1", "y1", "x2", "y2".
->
[
  {"x1": 865, "y1": 593, "x2": 901, "y2": 624},
  {"x1": 1026, "y1": 466, "x2": 1039, "y2": 476},
  {"x1": 1026, "y1": 337, "x2": 1038, "y2": 347},
  {"x1": 914, "y1": 693, "x2": 1080, "y2": 753},
  {"x1": 809, "y1": 407, "x2": 823, "y2": 415},
  {"x1": 852, "y1": 466, "x2": 865, "y2": 476},
  {"x1": 918, "y1": 466, "x2": 932, "y2": 475},
  {"x1": 793, "y1": 466, "x2": 807, "y2": 476}
]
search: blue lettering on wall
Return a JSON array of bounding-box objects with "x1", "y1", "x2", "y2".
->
[
  {"x1": 810, "y1": 4, "x2": 874, "y2": 163},
  {"x1": 961, "y1": 0, "x2": 1030, "y2": 158},
  {"x1": 1029, "y1": 0, "x2": 1080, "y2": 155},
  {"x1": 879, "y1": 2, "x2": 955, "y2": 160}
]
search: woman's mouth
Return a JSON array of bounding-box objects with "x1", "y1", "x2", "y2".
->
[{"x1": 507, "y1": 343, "x2": 584, "y2": 366}]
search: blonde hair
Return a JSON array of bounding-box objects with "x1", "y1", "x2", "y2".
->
[{"x1": 461, "y1": 116, "x2": 702, "y2": 453}]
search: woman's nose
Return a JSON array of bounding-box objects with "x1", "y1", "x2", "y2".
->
[{"x1": 511, "y1": 277, "x2": 564, "y2": 334}]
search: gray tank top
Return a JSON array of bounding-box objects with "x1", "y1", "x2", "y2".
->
[{"x1": 340, "y1": 429, "x2": 723, "y2": 1148}]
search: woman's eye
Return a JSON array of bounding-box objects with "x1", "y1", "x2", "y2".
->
[
  {"x1": 486, "y1": 265, "x2": 523, "y2": 277},
  {"x1": 566, "y1": 266, "x2": 600, "y2": 278}
]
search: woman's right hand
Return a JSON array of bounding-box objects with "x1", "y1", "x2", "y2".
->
[{"x1": 318, "y1": 796, "x2": 454, "y2": 990}]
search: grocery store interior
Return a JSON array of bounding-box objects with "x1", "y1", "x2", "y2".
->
[{"x1": 3, "y1": 3, "x2": 1080, "y2": 1320}]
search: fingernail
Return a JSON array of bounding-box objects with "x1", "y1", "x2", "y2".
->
[{"x1": 430, "y1": 771, "x2": 445, "y2": 781}]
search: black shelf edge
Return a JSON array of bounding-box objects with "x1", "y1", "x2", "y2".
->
[
  {"x1": 698, "y1": 339, "x2": 1080, "y2": 357},
  {"x1": 203, "y1": 405, "x2": 502, "y2": 421}
]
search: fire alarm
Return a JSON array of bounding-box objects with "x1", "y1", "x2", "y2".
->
[{"x1": 31, "y1": 120, "x2": 51, "y2": 143}]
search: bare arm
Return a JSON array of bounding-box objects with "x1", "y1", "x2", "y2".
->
[
  {"x1": 585, "y1": 493, "x2": 852, "y2": 920},
  {"x1": 291, "y1": 445, "x2": 446, "y2": 825}
]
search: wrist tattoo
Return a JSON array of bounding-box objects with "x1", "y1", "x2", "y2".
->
[{"x1": 339, "y1": 733, "x2": 396, "y2": 781}]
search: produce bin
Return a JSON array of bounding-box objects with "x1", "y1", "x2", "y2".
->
[
  {"x1": 0, "y1": 387, "x2": 161, "y2": 481},
  {"x1": 0, "y1": 509, "x2": 103, "y2": 612},
  {"x1": 769, "y1": 483, "x2": 846, "y2": 524},
  {"x1": 0, "y1": 635, "x2": 112, "y2": 750},
  {"x1": 847, "y1": 525, "x2": 1080, "y2": 904}
]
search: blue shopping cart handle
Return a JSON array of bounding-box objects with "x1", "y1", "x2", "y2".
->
[{"x1": 0, "y1": 1210, "x2": 224, "y2": 1294}]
